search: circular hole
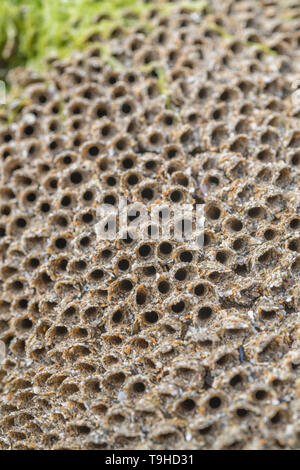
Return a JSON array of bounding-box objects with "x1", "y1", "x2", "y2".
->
[
  {"x1": 115, "y1": 139, "x2": 127, "y2": 151},
  {"x1": 290, "y1": 219, "x2": 299, "y2": 230},
  {"x1": 141, "y1": 187, "x2": 154, "y2": 201},
  {"x1": 16, "y1": 218, "x2": 26, "y2": 228},
  {"x1": 89, "y1": 146, "x2": 99, "y2": 157},
  {"x1": 20, "y1": 318, "x2": 32, "y2": 329},
  {"x1": 107, "y1": 176, "x2": 116, "y2": 186},
  {"x1": 103, "y1": 195, "x2": 116, "y2": 205},
  {"x1": 70, "y1": 172, "x2": 82, "y2": 184},
  {"x1": 236, "y1": 408, "x2": 249, "y2": 418},
  {"x1": 144, "y1": 311, "x2": 158, "y2": 323},
  {"x1": 24, "y1": 125, "x2": 34, "y2": 136},
  {"x1": 72, "y1": 106, "x2": 81, "y2": 115},
  {"x1": 101, "y1": 249, "x2": 112, "y2": 259},
  {"x1": 49, "y1": 121, "x2": 58, "y2": 132},
  {"x1": 55, "y1": 326, "x2": 67, "y2": 336},
  {"x1": 289, "y1": 239, "x2": 299, "y2": 251},
  {"x1": 167, "y1": 148, "x2": 178, "y2": 159},
  {"x1": 120, "y1": 279, "x2": 133, "y2": 292},
  {"x1": 180, "y1": 251, "x2": 192, "y2": 263},
  {"x1": 198, "y1": 306, "x2": 212, "y2": 320},
  {"x1": 272, "y1": 379, "x2": 282, "y2": 387},
  {"x1": 180, "y1": 398, "x2": 195, "y2": 412},
  {"x1": 96, "y1": 107, "x2": 107, "y2": 118},
  {"x1": 61, "y1": 196, "x2": 71, "y2": 207},
  {"x1": 49, "y1": 141, "x2": 58, "y2": 151},
  {"x1": 26, "y1": 192, "x2": 36, "y2": 202},
  {"x1": 158, "y1": 280, "x2": 170, "y2": 294},
  {"x1": 170, "y1": 190, "x2": 182, "y2": 203},
  {"x1": 55, "y1": 238, "x2": 67, "y2": 250},
  {"x1": 41, "y1": 202, "x2": 50, "y2": 213},
  {"x1": 208, "y1": 271, "x2": 219, "y2": 282},
  {"x1": 112, "y1": 310, "x2": 123, "y2": 323},
  {"x1": 209, "y1": 396, "x2": 221, "y2": 409},
  {"x1": 208, "y1": 176, "x2": 219, "y2": 186},
  {"x1": 29, "y1": 258, "x2": 40, "y2": 268},
  {"x1": 149, "y1": 133, "x2": 161, "y2": 145},
  {"x1": 143, "y1": 266, "x2": 156, "y2": 276},
  {"x1": 3, "y1": 134, "x2": 12, "y2": 142},
  {"x1": 18, "y1": 299, "x2": 28, "y2": 309},
  {"x1": 1, "y1": 206, "x2": 10, "y2": 215},
  {"x1": 159, "y1": 242, "x2": 172, "y2": 255},
  {"x1": 20, "y1": 176, "x2": 32, "y2": 186},
  {"x1": 198, "y1": 87, "x2": 207, "y2": 99},
  {"x1": 235, "y1": 264, "x2": 247, "y2": 275},
  {"x1": 255, "y1": 390, "x2": 267, "y2": 401},
  {"x1": 175, "y1": 269, "x2": 187, "y2": 281},
  {"x1": 188, "y1": 113, "x2": 197, "y2": 122},
  {"x1": 56, "y1": 216, "x2": 68, "y2": 227},
  {"x1": 233, "y1": 238, "x2": 245, "y2": 251},
  {"x1": 230, "y1": 219, "x2": 243, "y2": 232},
  {"x1": 213, "y1": 109, "x2": 221, "y2": 120},
  {"x1": 176, "y1": 175, "x2": 189, "y2": 187},
  {"x1": 122, "y1": 158, "x2": 134, "y2": 169},
  {"x1": 108, "y1": 75, "x2": 117, "y2": 85},
  {"x1": 12, "y1": 280, "x2": 23, "y2": 291},
  {"x1": 127, "y1": 74, "x2": 136, "y2": 83},
  {"x1": 121, "y1": 102, "x2": 132, "y2": 114},
  {"x1": 216, "y1": 251, "x2": 228, "y2": 264},
  {"x1": 127, "y1": 174, "x2": 138, "y2": 186},
  {"x1": 145, "y1": 160, "x2": 156, "y2": 170},
  {"x1": 138, "y1": 244, "x2": 151, "y2": 257},
  {"x1": 64, "y1": 306, "x2": 76, "y2": 318},
  {"x1": 83, "y1": 190, "x2": 93, "y2": 201},
  {"x1": 91, "y1": 269, "x2": 104, "y2": 280},
  {"x1": 75, "y1": 260, "x2": 86, "y2": 271},
  {"x1": 207, "y1": 206, "x2": 221, "y2": 220},
  {"x1": 164, "y1": 116, "x2": 173, "y2": 126},
  {"x1": 264, "y1": 229, "x2": 276, "y2": 240},
  {"x1": 194, "y1": 284, "x2": 205, "y2": 296},
  {"x1": 248, "y1": 207, "x2": 262, "y2": 218},
  {"x1": 101, "y1": 125, "x2": 112, "y2": 137},
  {"x1": 171, "y1": 301, "x2": 185, "y2": 313},
  {"x1": 291, "y1": 154, "x2": 300, "y2": 166},
  {"x1": 118, "y1": 259, "x2": 129, "y2": 271},
  {"x1": 132, "y1": 382, "x2": 145, "y2": 393},
  {"x1": 82, "y1": 213, "x2": 93, "y2": 223},
  {"x1": 257, "y1": 149, "x2": 272, "y2": 162},
  {"x1": 59, "y1": 259, "x2": 68, "y2": 270}
]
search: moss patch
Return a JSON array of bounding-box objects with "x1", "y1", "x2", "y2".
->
[{"x1": 0, "y1": 0, "x2": 208, "y2": 84}]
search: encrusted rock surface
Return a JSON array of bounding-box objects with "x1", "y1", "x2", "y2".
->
[{"x1": 0, "y1": 0, "x2": 299, "y2": 450}]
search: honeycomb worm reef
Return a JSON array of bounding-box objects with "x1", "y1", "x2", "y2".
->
[{"x1": 0, "y1": 0, "x2": 299, "y2": 450}]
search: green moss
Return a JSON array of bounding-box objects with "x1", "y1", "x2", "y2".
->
[{"x1": 0, "y1": 0, "x2": 208, "y2": 84}]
